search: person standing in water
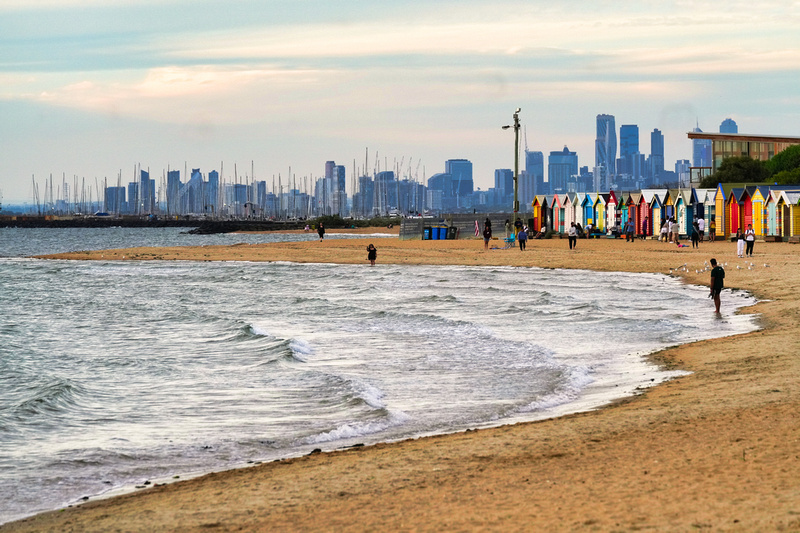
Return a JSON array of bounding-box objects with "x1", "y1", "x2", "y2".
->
[
  {"x1": 709, "y1": 258, "x2": 725, "y2": 313},
  {"x1": 366, "y1": 243, "x2": 377, "y2": 266},
  {"x1": 317, "y1": 223, "x2": 325, "y2": 241}
]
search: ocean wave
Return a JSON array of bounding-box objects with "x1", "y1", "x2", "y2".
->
[
  {"x1": 301, "y1": 409, "x2": 411, "y2": 445},
  {"x1": 4, "y1": 378, "x2": 86, "y2": 420}
]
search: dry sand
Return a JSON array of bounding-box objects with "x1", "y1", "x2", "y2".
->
[{"x1": 5, "y1": 233, "x2": 800, "y2": 532}]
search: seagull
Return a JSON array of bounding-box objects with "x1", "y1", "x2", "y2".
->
[
  {"x1": 737, "y1": 265, "x2": 742, "y2": 269},
  {"x1": 764, "y1": 264, "x2": 770, "y2": 268}
]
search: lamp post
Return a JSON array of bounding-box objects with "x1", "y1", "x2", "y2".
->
[{"x1": 502, "y1": 108, "x2": 521, "y2": 231}]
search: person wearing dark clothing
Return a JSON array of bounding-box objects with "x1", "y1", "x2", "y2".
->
[
  {"x1": 709, "y1": 258, "x2": 725, "y2": 313},
  {"x1": 625, "y1": 219, "x2": 635, "y2": 242},
  {"x1": 517, "y1": 226, "x2": 528, "y2": 251},
  {"x1": 691, "y1": 220, "x2": 700, "y2": 248},
  {"x1": 568, "y1": 222, "x2": 578, "y2": 250},
  {"x1": 482, "y1": 224, "x2": 492, "y2": 250},
  {"x1": 317, "y1": 223, "x2": 325, "y2": 241},
  {"x1": 366, "y1": 243, "x2": 377, "y2": 266},
  {"x1": 745, "y1": 224, "x2": 756, "y2": 256}
]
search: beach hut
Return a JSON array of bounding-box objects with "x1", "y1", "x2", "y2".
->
[
  {"x1": 673, "y1": 190, "x2": 694, "y2": 236},
  {"x1": 726, "y1": 188, "x2": 745, "y2": 236},
  {"x1": 582, "y1": 193, "x2": 596, "y2": 228},
  {"x1": 551, "y1": 193, "x2": 564, "y2": 233},
  {"x1": 605, "y1": 191, "x2": 618, "y2": 233},
  {"x1": 617, "y1": 191, "x2": 629, "y2": 229},
  {"x1": 563, "y1": 193, "x2": 576, "y2": 231},
  {"x1": 640, "y1": 190, "x2": 660, "y2": 236},
  {"x1": 661, "y1": 189, "x2": 675, "y2": 222},
  {"x1": 750, "y1": 186, "x2": 770, "y2": 237},
  {"x1": 627, "y1": 192, "x2": 643, "y2": 235},
  {"x1": 773, "y1": 190, "x2": 800, "y2": 237},
  {"x1": 574, "y1": 192, "x2": 587, "y2": 228},
  {"x1": 765, "y1": 190, "x2": 780, "y2": 236},
  {"x1": 693, "y1": 188, "x2": 716, "y2": 238},
  {"x1": 594, "y1": 192, "x2": 609, "y2": 233}
]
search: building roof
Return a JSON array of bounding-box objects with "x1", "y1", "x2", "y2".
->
[{"x1": 687, "y1": 132, "x2": 800, "y2": 143}]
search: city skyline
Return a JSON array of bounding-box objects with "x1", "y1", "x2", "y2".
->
[{"x1": 2, "y1": 1, "x2": 799, "y2": 203}]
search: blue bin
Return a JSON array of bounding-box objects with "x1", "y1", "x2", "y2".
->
[
  {"x1": 438, "y1": 227, "x2": 448, "y2": 240},
  {"x1": 431, "y1": 226, "x2": 440, "y2": 240},
  {"x1": 423, "y1": 227, "x2": 431, "y2": 240}
]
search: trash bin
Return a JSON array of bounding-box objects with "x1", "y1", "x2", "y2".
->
[
  {"x1": 447, "y1": 226, "x2": 458, "y2": 240},
  {"x1": 423, "y1": 227, "x2": 431, "y2": 240},
  {"x1": 431, "y1": 226, "x2": 440, "y2": 240},
  {"x1": 438, "y1": 226, "x2": 448, "y2": 240}
]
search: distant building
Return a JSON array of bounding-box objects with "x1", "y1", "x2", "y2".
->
[
  {"x1": 548, "y1": 147, "x2": 578, "y2": 194},
  {"x1": 619, "y1": 124, "x2": 641, "y2": 180},
  {"x1": 686, "y1": 132, "x2": 800, "y2": 172},
  {"x1": 595, "y1": 114, "x2": 617, "y2": 190},
  {"x1": 523, "y1": 150, "x2": 544, "y2": 201},
  {"x1": 719, "y1": 118, "x2": 738, "y2": 134},
  {"x1": 675, "y1": 159, "x2": 691, "y2": 187},
  {"x1": 692, "y1": 124, "x2": 712, "y2": 168},
  {"x1": 650, "y1": 129, "x2": 665, "y2": 184}
]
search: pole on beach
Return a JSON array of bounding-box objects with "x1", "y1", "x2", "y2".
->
[{"x1": 502, "y1": 108, "x2": 522, "y2": 231}]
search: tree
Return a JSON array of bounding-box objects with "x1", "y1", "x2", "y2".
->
[
  {"x1": 773, "y1": 168, "x2": 800, "y2": 185},
  {"x1": 699, "y1": 156, "x2": 769, "y2": 188},
  {"x1": 766, "y1": 144, "x2": 800, "y2": 176}
]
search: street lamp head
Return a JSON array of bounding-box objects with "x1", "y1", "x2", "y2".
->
[
  {"x1": 501, "y1": 125, "x2": 511, "y2": 130},
  {"x1": 515, "y1": 108, "x2": 521, "y2": 113}
]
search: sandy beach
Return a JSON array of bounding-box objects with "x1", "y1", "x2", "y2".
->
[{"x1": 5, "y1": 233, "x2": 800, "y2": 532}]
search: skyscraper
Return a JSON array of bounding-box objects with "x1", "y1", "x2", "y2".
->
[
  {"x1": 523, "y1": 150, "x2": 544, "y2": 200},
  {"x1": 650, "y1": 128, "x2": 665, "y2": 183},
  {"x1": 692, "y1": 124, "x2": 712, "y2": 168},
  {"x1": 595, "y1": 114, "x2": 617, "y2": 190},
  {"x1": 548, "y1": 147, "x2": 578, "y2": 193},
  {"x1": 445, "y1": 159, "x2": 473, "y2": 198},
  {"x1": 619, "y1": 124, "x2": 640, "y2": 179},
  {"x1": 720, "y1": 118, "x2": 738, "y2": 134}
]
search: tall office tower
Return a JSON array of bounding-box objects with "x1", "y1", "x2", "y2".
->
[
  {"x1": 445, "y1": 159, "x2": 473, "y2": 198},
  {"x1": 374, "y1": 171, "x2": 396, "y2": 215},
  {"x1": 720, "y1": 118, "x2": 738, "y2": 134},
  {"x1": 595, "y1": 114, "x2": 617, "y2": 190},
  {"x1": 692, "y1": 125, "x2": 712, "y2": 168},
  {"x1": 650, "y1": 128, "x2": 665, "y2": 183},
  {"x1": 523, "y1": 150, "x2": 544, "y2": 200},
  {"x1": 548, "y1": 147, "x2": 578, "y2": 194},
  {"x1": 127, "y1": 182, "x2": 138, "y2": 214},
  {"x1": 619, "y1": 124, "x2": 640, "y2": 178},
  {"x1": 104, "y1": 186, "x2": 126, "y2": 214},
  {"x1": 354, "y1": 175, "x2": 374, "y2": 217},
  {"x1": 494, "y1": 169, "x2": 513, "y2": 195},
  {"x1": 333, "y1": 164, "x2": 347, "y2": 216},
  {"x1": 139, "y1": 169, "x2": 155, "y2": 214},
  {"x1": 167, "y1": 170, "x2": 181, "y2": 215},
  {"x1": 675, "y1": 160, "x2": 691, "y2": 187},
  {"x1": 207, "y1": 170, "x2": 219, "y2": 215}
]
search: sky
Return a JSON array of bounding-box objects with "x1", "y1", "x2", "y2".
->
[{"x1": 1, "y1": 0, "x2": 799, "y2": 203}]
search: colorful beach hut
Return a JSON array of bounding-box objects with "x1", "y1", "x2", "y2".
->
[
  {"x1": 550, "y1": 193, "x2": 564, "y2": 233},
  {"x1": 750, "y1": 186, "x2": 770, "y2": 237},
  {"x1": 573, "y1": 192, "x2": 587, "y2": 228},
  {"x1": 582, "y1": 193, "x2": 596, "y2": 228},
  {"x1": 596, "y1": 193, "x2": 609, "y2": 233}
]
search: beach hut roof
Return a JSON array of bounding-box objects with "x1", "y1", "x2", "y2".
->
[
  {"x1": 694, "y1": 188, "x2": 716, "y2": 203},
  {"x1": 629, "y1": 192, "x2": 643, "y2": 204},
  {"x1": 786, "y1": 192, "x2": 800, "y2": 205},
  {"x1": 567, "y1": 191, "x2": 578, "y2": 204}
]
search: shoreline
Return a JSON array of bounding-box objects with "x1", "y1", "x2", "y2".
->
[{"x1": 5, "y1": 235, "x2": 800, "y2": 531}]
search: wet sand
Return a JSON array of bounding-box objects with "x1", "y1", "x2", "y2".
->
[{"x1": 6, "y1": 234, "x2": 800, "y2": 532}]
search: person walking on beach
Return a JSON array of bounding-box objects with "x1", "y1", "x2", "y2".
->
[
  {"x1": 735, "y1": 227, "x2": 745, "y2": 258},
  {"x1": 709, "y1": 217, "x2": 716, "y2": 241},
  {"x1": 366, "y1": 243, "x2": 377, "y2": 266},
  {"x1": 518, "y1": 225, "x2": 528, "y2": 251},
  {"x1": 568, "y1": 222, "x2": 578, "y2": 250},
  {"x1": 745, "y1": 224, "x2": 756, "y2": 257},
  {"x1": 691, "y1": 219, "x2": 700, "y2": 248},
  {"x1": 660, "y1": 219, "x2": 669, "y2": 242},
  {"x1": 698, "y1": 216, "x2": 705, "y2": 242},
  {"x1": 709, "y1": 258, "x2": 725, "y2": 313},
  {"x1": 641, "y1": 216, "x2": 649, "y2": 239},
  {"x1": 625, "y1": 219, "x2": 635, "y2": 242},
  {"x1": 482, "y1": 223, "x2": 492, "y2": 250},
  {"x1": 317, "y1": 223, "x2": 325, "y2": 241}
]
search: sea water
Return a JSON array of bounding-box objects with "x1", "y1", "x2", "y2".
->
[{"x1": 0, "y1": 229, "x2": 758, "y2": 524}]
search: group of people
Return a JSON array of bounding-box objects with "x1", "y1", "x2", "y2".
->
[{"x1": 735, "y1": 224, "x2": 757, "y2": 258}]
